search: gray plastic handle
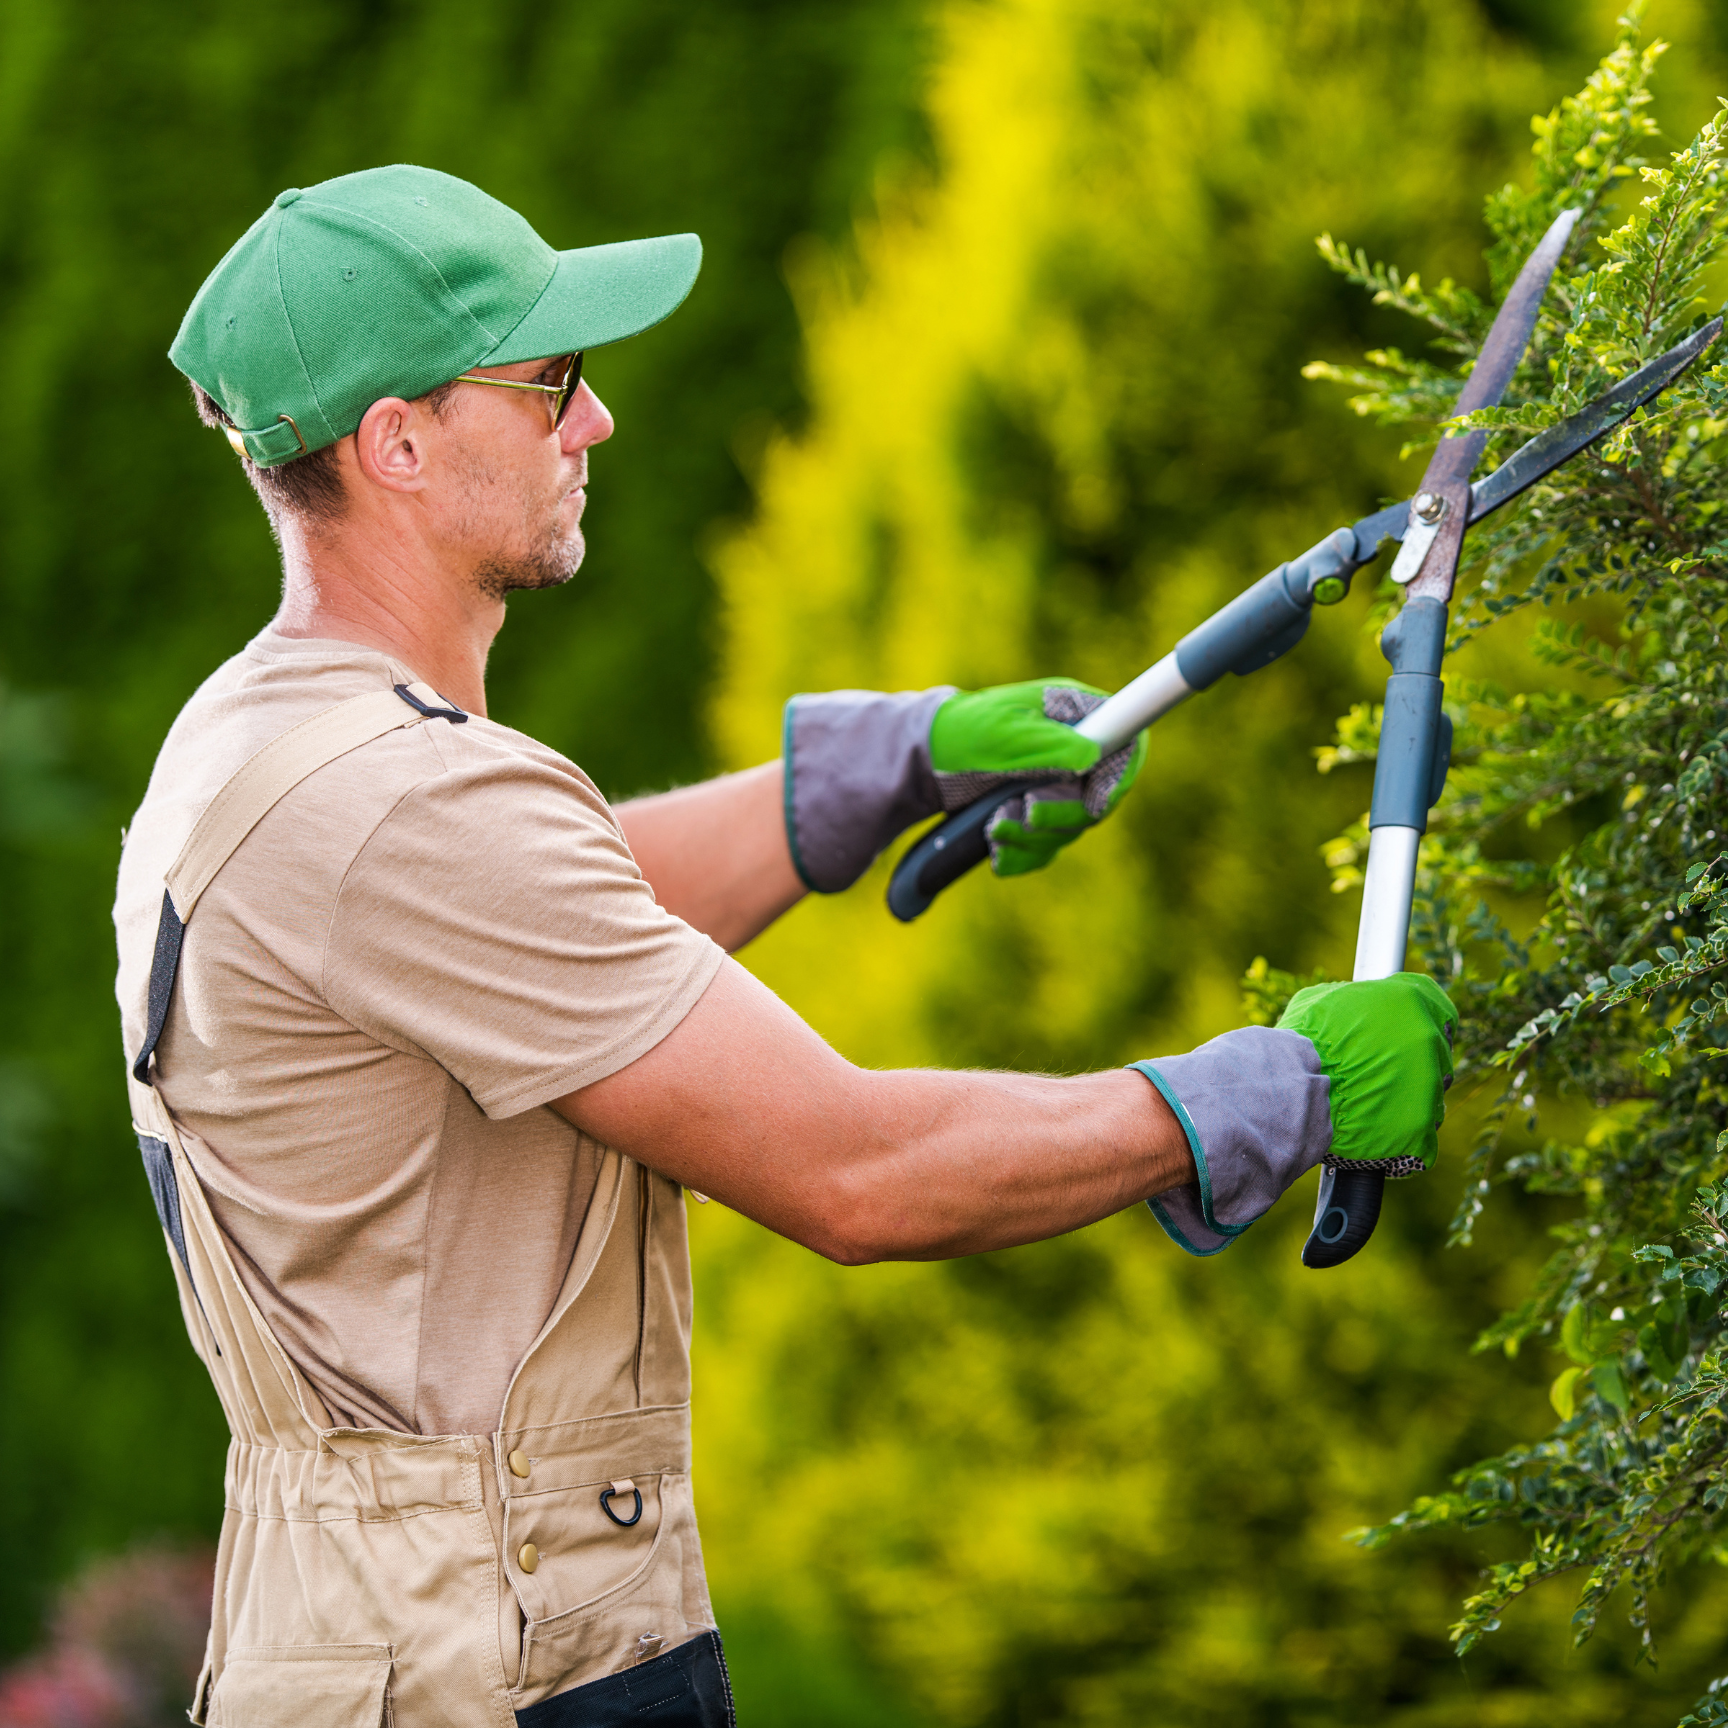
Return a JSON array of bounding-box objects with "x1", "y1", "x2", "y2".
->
[
  {"x1": 1302, "y1": 597, "x2": 1451, "y2": 1269},
  {"x1": 887, "y1": 527, "x2": 1367, "y2": 922}
]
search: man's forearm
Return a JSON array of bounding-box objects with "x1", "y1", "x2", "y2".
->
[
  {"x1": 558, "y1": 961, "x2": 1194, "y2": 1261},
  {"x1": 828, "y1": 1064, "x2": 1193, "y2": 1261},
  {"x1": 615, "y1": 761, "x2": 804, "y2": 950}
]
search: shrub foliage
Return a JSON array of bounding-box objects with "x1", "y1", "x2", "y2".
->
[{"x1": 1300, "y1": 11, "x2": 1728, "y2": 1714}]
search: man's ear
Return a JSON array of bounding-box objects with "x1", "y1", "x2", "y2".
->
[{"x1": 351, "y1": 396, "x2": 430, "y2": 493}]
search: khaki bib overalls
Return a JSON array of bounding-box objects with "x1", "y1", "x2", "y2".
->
[{"x1": 125, "y1": 685, "x2": 734, "y2": 1727}]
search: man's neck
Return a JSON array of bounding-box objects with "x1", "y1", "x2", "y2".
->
[{"x1": 272, "y1": 514, "x2": 502, "y2": 718}]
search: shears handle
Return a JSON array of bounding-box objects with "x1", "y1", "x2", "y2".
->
[
  {"x1": 1300, "y1": 593, "x2": 1452, "y2": 1269},
  {"x1": 885, "y1": 528, "x2": 1367, "y2": 923},
  {"x1": 1301, "y1": 1167, "x2": 1385, "y2": 1267},
  {"x1": 884, "y1": 781, "x2": 1039, "y2": 922}
]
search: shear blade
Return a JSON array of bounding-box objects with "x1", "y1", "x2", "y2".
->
[
  {"x1": 1454, "y1": 209, "x2": 1581, "y2": 418},
  {"x1": 1468, "y1": 314, "x2": 1724, "y2": 524},
  {"x1": 1345, "y1": 313, "x2": 1720, "y2": 573},
  {"x1": 1344, "y1": 210, "x2": 1580, "y2": 572}
]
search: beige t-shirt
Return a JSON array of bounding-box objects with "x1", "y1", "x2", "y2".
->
[{"x1": 114, "y1": 630, "x2": 724, "y2": 1437}]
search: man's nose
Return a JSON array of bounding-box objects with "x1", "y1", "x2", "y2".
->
[{"x1": 561, "y1": 382, "x2": 614, "y2": 452}]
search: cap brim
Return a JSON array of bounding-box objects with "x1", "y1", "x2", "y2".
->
[{"x1": 481, "y1": 232, "x2": 701, "y2": 364}]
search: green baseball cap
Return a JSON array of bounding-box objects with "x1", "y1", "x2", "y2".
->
[{"x1": 171, "y1": 164, "x2": 701, "y2": 467}]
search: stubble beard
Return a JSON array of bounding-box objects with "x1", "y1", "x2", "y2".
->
[
  {"x1": 472, "y1": 511, "x2": 586, "y2": 601},
  {"x1": 463, "y1": 433, "x2": 588, "y2": 600}
]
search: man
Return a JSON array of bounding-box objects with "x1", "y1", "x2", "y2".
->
[{"x1": 115, "y1": 167, "x2": 1454, "y2": 1728}]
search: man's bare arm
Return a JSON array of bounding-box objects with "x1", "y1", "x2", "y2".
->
[
  {"x1": 553, "y1": 959, "x2": 1194, "y2": 1263},
  {"x1": 615, "y1": 762, "x2": 803, "y2": 951}
]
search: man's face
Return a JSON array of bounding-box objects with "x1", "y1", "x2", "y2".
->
[{"x1": 434, "y1": 354, "x2": 615, "y2": 600}]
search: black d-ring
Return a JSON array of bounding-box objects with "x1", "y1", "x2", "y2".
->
[{"x1": 600, "y1": 1486, "x2": 643, "y2": 1528}]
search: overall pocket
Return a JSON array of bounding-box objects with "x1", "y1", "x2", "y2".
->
[
  {"x1": 206, "y1": 1643, "x2": 392, "y2": 1728},
  {"x1": 506, "y1": 1471, "x2": 666, "y2": 1624},
  {"x1": 514, "y1": 1473, "x2": 712, "y2": 1703}
]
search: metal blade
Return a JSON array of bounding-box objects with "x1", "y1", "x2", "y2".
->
[
  {"x1": 1468, "y1": 315, "x2": 1724, "y2": 524},
  {"x1": 1456, "y1": 209, "x2": 1582, "y2": 416},
  {"x1": 1350, "y1": 317, "x2": 1721, "y2": 569},
  {"x1": 1329, "y1": 225, "x2": 1712, "y2": 586},
  {"x1": 1413, "y1": 207, "x2": 1581, "y2": 497}
]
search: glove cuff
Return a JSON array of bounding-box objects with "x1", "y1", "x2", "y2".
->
[
  {"x1": 1130, "y1": 1027, "x2": 1334, "y2": 1257},
  {"x1": 783, "y1": 688, "x2": 955, "y2": 893}
]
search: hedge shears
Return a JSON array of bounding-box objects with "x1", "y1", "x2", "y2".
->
[{"x1": 888, "y1": 207, "x2": 1721, "y2": 1266}]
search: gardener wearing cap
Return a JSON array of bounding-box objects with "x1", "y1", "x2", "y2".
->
[{"x1": 114, "y1": 167, "x2": 1455, "y2": 1728}]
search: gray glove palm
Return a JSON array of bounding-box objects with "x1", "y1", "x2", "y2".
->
[
  {"x1": 1133, "y1": 974, "x2": 1457, "y2": 1256},
  {"x1": 783, "y1": 680, "x2": 1143, "y2": 893}
]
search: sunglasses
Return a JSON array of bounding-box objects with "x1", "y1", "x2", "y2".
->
[{"x1": 454, "y1": 351, "x2": 583, "y2": 427}]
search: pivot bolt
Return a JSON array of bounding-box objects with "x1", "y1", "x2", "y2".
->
[
  {"x1": 1413, "y1": 491, "x2": 1445, "y2": 524},
  {"x1": 1310, "y1": 575, "x2": 1347, "y2": 606}
]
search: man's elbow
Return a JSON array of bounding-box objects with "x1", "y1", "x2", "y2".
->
[
  {"x1": 799, "y1": 1206, "x2": 889, "y2": 1267},
  {"x1": 810, "y1": 1231, "x2": 885, "y2": 1268},
  {"x1": 794, "y1": 1169, "x2": 904, "y2": 1266}
]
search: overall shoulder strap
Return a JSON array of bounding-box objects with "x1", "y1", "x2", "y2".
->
[{"x1": 132, "y1": 682, "x2": 465, "y2": 1084}]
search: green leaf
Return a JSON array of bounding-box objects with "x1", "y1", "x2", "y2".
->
[
  {"x1": 1654, "y1": 1299, "x2": 1690, "y2": 1363},
  {"x1": 1637, "y1": 1323, "x2": 1680, "y2": 1382},
  {"x1": 1591, "y1": 1361, "x2": 1630, "y2": 1414},
  {"x1": 1550, "y1": 1365, "x2": 1586, "y2": 1419}
]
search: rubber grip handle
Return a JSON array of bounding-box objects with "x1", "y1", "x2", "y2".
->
[
  {"x1": 1300, "y1": 1167, "x2": 1384, "y2": 1268},
  {"x1": 885, "y1": 781, "x2": 1037, "y2": 923}
]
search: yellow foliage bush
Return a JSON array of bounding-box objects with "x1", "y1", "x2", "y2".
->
[{"x1": 694, "y1": 0, "x2": 1728, "y2": 1722}]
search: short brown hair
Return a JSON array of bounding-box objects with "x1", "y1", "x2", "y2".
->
[{"x1": 190, "y1": 379, "x2": 459, "y2": 528}]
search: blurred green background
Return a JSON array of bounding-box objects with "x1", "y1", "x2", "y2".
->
[{"x1": 3, "y1": 1, "x2": 1727, "y2": 1723}]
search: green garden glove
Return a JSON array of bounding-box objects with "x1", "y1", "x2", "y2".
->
[
  {"x1": 1132, "y1": 972, "x2": 1457, "y2": 1256},
  {"x1": 1276, "y1": 972, "x2": 1457, "y2": 1175},
  {"x1": 783, "y1": 679, "x2": 1145, "y2": 892},
  {"x1": 929, "y1": 679, "x2": 1146, "y2": 877}
]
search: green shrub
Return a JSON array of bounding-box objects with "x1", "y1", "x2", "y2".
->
[{"x1": 1302, "y1": 13, "x2": 1728, "y2": 1716}]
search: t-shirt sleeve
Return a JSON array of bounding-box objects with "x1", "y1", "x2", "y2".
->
[{"x1": 322, "y1": 753, "x2": 725, "y2": 1118}]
